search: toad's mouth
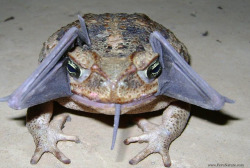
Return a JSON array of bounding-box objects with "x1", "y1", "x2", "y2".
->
[{"x1": 70, "y1": 93, "x2": 157, "y2": 110}]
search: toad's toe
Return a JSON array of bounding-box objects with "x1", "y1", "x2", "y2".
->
[
  {"x1": 124, "y1": 119, "x2": 172, "y2": 167},
  {"x1": 28, "y1": 114, "x2": 80, "y2": 164}
]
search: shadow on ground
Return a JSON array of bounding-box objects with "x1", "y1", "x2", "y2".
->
[{"x1": 10, "y1": 102, "x2": 239, "y2": 128}]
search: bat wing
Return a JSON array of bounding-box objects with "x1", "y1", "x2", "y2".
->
[
  {"x1": 150, "y1": 31, "x2": 233, "y2": 110},
  {"x1": 0, "y1": 16, "x2": 90, "y2": 110}
]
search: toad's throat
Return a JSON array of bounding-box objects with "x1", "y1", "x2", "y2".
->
[{"x1": 71, "y1": 94, "x2": 156, "y2": 110}]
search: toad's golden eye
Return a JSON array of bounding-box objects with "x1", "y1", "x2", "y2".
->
[
  {"x1": 146, "y1": 59, "x2": 162, "y2": 79},
  {"x1": 67, "y1": 59, "x2": 82, "y2": 78}
]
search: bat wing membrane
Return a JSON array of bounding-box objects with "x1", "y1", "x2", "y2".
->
[
  {"x1": 150, "y1": 31, "x2": 233, "y2": 110},
  {"x1": 0, "y1": 16, "x2": 90, "y2": 110}
]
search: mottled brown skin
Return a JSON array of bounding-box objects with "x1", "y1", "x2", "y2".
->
[{"x1": 27, "y1": 13, "x2": 191, "y2": 167}]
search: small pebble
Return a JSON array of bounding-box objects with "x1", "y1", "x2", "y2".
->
[
  {"x1": 202, "y1": 31, "x2": 209, "y2": 37},
  {"x1": 216, "y1": 39, "x2": 222, "y2": 43},
  {"x1": 190, "y1": 11, "x2": 197, "y2": 17},
  {"x1": 217, "y1": 6, "x2": 223, "y2": 10},
  {"x1": 4, "y1": 16, "x2": 15, "y2": 22}
]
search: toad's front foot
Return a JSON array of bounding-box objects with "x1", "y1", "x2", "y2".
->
[
  {"x1": 124, "y1": 102, "x2": 190, "y2": 167},
  {"x1": 124, "y1": 119, "x2": 172, "y2": 167},
  {"x1": 26, "y1": 103, "x2": 80, "y2": 164},
  {"x1": 29, "y1": 114, "x2": 80, "y2": 164}
]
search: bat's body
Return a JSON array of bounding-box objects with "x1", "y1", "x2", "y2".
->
[{"x1": 0, "y1": 13, "x2": 233, "y2": 167}]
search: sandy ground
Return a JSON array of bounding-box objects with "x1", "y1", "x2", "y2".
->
[{"x1": 0, "y1": 0, "x2": 249, "y2": 168}]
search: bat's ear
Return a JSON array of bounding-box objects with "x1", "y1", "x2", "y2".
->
[
  {"x1": 150, "y1": 31, "x2": 234, "y2": 110},
  {"x1": 0, "y1": 16, "x2": 91, "y2": 110}
]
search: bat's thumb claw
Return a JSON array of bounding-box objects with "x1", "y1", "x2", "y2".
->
[
  {"x1": 224, "y1": 97, "x2": 235, "y2": 104},
  {"x1": 0, "y1": 95, "x2": 10, "y2": 102}
]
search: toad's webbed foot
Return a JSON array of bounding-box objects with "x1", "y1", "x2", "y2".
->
[
  {"x1": 124, "y1": 102, "x2": 190, "y2": 167},
  {"x1": 26, "y1": 102, "x2": 80, "y2": 164}
]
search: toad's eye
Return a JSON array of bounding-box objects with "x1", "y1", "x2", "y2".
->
[
  {"x1": 146, "y1": 59, "x2": 162, "y2": 79},
  {"x1": 67, "y1": 59, "x2": 82, "y2": 78}
]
